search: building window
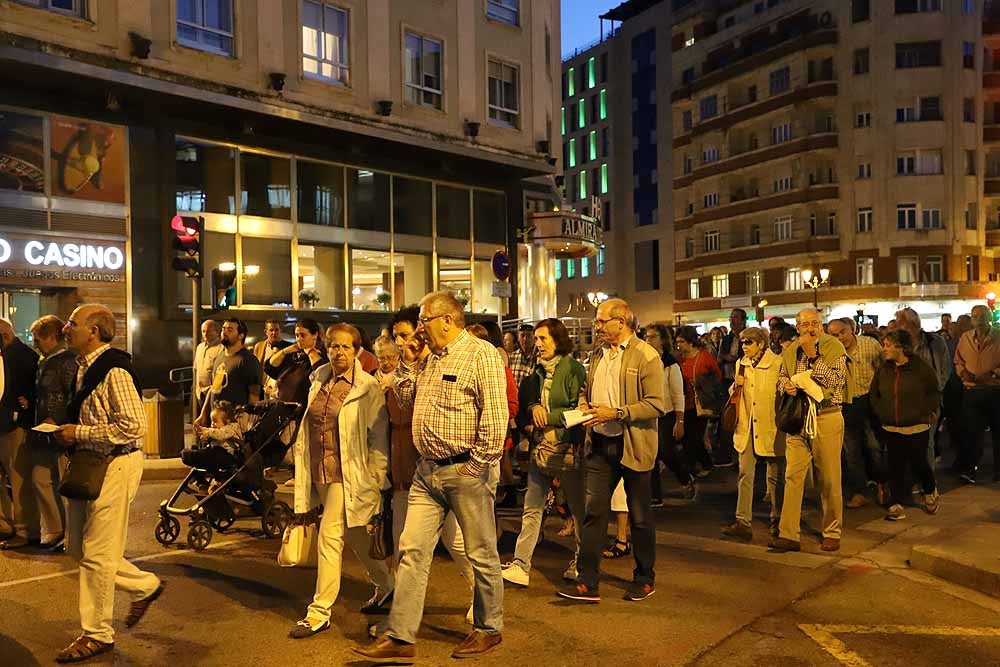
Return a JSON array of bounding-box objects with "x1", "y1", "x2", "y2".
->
[
  {"x1": 922, "y1": 208, "x2": 942, "y2": 229},
  {"x1": 702, "y1": 146, "x2": 720, "y2": 163},
  {"x1": 699, "y1": 95, "x2": 718, "y2": 120},
  {"x1": 704, "y1": 192, "x2": 719, "y2": 208},
  {"x1": 896, "y1": 106, "x2": 916, "y2": 123},
  {"x1": 683, "y1": 155, "x2": 693, "y2": 174},
  {"x1": 178, "y1": 0, "x2": 234, "y2": 56},
  {"x1": 857, "y1": 207, "x2": 873, "y2": 232},
  {"x1": 857, "y1": 162, "x2": 872, "y2": 179},
  {"x1": 855, "y1": 111, "x2": 872, "y2": 128},
  {"x1": 853, "y1": 48, "x2": 870, "y2": 75},
  {"x1": 856, "y1": 258, "x2": 874, "y2": 285},
  {"x1": 895, "y1": 41, "x2": 942, "y2": 68},
  {"x1": 600, "y1": 163, "x2": 608, "y2": 194},
  {"x1": 918, "y1": 150, "x2": 942, "y2": 174},
  {"x1": 568, "y1": 139, "x2": 576, "y2": 168},
  {"x1": 554, "y1": 259, "x2": 562, "y2": 280},
  {"x1": 964, "y1": 98, "x2": 975, "y2": 123},
  {"x1": 15, "y1": 0, "x2": 85, "y2": 16},
  {"x1": 827, "y1": 212, "x2": 837, "y2": 235},
  {"x1": 712, "y1": 274, "x2": 729, "y2": 298},
  {"x1": 773, "y1": 176, "x2": 792, "y2": 193},
  {"x1": 771, "y1": 123, "x2": 791, "y2": 145},
  {"x1": 242, "y1": 237, "x2": 293, "y2": 306},
  {"x1": 852, "y1": 0, "x2": 870, "y2": 22},
  {"x1": 404, "y1": 33, "x2": 442, "y2": 108},
  {"x1": 896, "y1": 153, "x2": 916, "y2": 175},
  {"x1": 488, "y1": 59, "x2": 519, "y2": 127},
  {"x1": 486, "y1": 0, "x2": 519, "y2": 25},
  {"x1": 241, "y1": 152, "x2": 292, "y2": 219},
  {"x1": 580, "y1": 255, "x2": 590, "y2": 278},
  {"x1": 685, "y1": 238, "x2": 694, "y2": 258},
  {"x1": 963, "y1": 0, "x2": 975, "y2": 15},
  {"x1": 895, "y1": 0, "x2": 941, "y2": 13},
  {"x1": 897, "y1": 256, "x2": 919, "y2": 283},
  {"x1": 579, "y1": 169, "x2": 587, "y2": 199},
  {"x1": 566, "y1": 258, "x2": 576, "y2": 279},
  {"x1": 704, "y1": 229, "x2": 720, "y2": 251},
  {"x1": 897, "y1": 203, "x2": 917, "y2": 229},
  {"x1": 688, "y1": 278, "x2": 700, "y2": 299},
  {"x1": 809, "y1": 213, "x2": 817, "y2": 236},
  {"x1": 966, "y1": 202, "x2": 977, "y2": 229},
  {"x1": 560, "y1": 106, "x2": 565, "y2": 135},
  {"x1": 919, "y1": 96, "x2": 942, "y2": 121},
  {"x1": 578, "y1": 99, "x2": 586, "y2": 128},
  {"x1": 589, "y1": 130, "x2": 597, "y2": 161},
  {"x1": 567, "y1": 66, "x2": 575, "y2": 97},
  {"x1": 784, "y1": 267, "x2": 802, "y2": 291},
  {"x1": 774, "y1": 215, "x2": 792, "y2": 241},
  {"x1": 963, "y1": 41, "x2": 975, "y2": 69},
  {"x1": 297, "y1": 159, "x2": 344, "y2": 226},
  {"x1": 748, "y1": 270, "x2": 763, "y2": 295},
  {"x1": 302, "y1": 2, "x2": 350, "y2": 85},
  {"x1": 682, "y1": 110, "x2": 693, "y2": 131},
  {"x1": 965, "y1": 255, "x2": 979, "y2": 281},
  {"x1": 634, "y1": 240, "x2": 660, "y2": 291},
  {"x1": 596, "y1": 246, "x2": 606, "y2": 275},
  {"x1": 749, "y1": 224, "x2": 761, "y2": 245},
  {"x1": 682, "y1": 67, "x2": 696, "y2": 84},
  {"x1": 925, "y1": 255, "x2": 943, "y2": 282},
  {"x1": 176, "y1": 138, "x2": 236, "y2": 214},
  {"x1": 769, "y1": 66, "x2": 790, "y2": 95},
  {"x1": 599, "y1": 89, "x2": 607, "y2": 119}
]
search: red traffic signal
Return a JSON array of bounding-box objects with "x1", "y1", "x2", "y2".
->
[{"x1": 170, "y1": 215, "x2": 203, "y2": 278}]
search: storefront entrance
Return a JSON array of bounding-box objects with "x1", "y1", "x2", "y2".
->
[{"x1": 0, "y1": 289, "x2": 41, "y2": 340}]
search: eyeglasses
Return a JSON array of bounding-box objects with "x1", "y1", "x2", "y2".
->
[
  {"x1": 418, "y1": 314, "x2": 446, "y2": 325},
  {"x1": 740, "y1": 339, "x2": 755, "y2": 346},
  {"x1": 594, "y1": 317, "x2": 623, "y2": 327}
]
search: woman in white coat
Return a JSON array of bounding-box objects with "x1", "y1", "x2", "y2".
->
[
  {"x1": 721, "y1": 326, "x2": 786, "y2": 542},
  {"x1": 289, "y1": 323, "x2": 394, "y2": 639}
]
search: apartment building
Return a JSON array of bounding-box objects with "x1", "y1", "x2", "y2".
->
[
  {"x1": 672, "y1": 0, "x2": 999, "y2": 328},
  {"x1": 0, "y1": 0, "x2": 558, "y2": 386}
]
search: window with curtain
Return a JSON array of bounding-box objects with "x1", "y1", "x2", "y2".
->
[
  {"x1": 177, "y1": 0, "x2": 234, "y2": 55},
  {"x1": 302, "y1": 1, "x2": 350, "y2": 85},
  {"x1": 404, "y1": 33, "x2": 442, "y2": 109},
  {"x1": 488, "y1": 59, "x2": 519, "y2": 127}
]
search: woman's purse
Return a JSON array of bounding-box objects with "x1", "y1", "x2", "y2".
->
[
  {"x1": 692, "y1": 353, "x2": 726, "y2": 418},
  {"x1": 775, "y1": 391, "x2": 808, "y2": 435},
  {"x1": 367, "y1": 490, "x2": 394, "y2": 561},
  {"x1": 59, "y1": 448, "x2": 112, "y2": 500},
  {"x1": 278, "y1": 511, "x2": 319, "y2": 568},
  {"x1": 721, "y1": 365, "x2": 745, "y2": 433},
  {"x1": 532, "y1": 427, "x2": 578, "y2": 475}
]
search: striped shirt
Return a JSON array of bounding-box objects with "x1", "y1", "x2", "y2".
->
[
  {"x1": 846, "y1": 334, "x2": 882, "y2": 398},
  {"x1": 410, "y1": 330, "x2": 508, "y2": 476},
  {"x1": 74, "y1": 344, "x2": 147, "y2": 456},
  {"x1": 508, "y1": 347, "x2": 536, "y2": 389}
]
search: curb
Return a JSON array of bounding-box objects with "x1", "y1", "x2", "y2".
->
[
  {"x1": 909, "y1": 523, "x2": 1000, "y2": 599},
  {"x1": 142, "y1": 459, "x2": 189, "y2": 482}
]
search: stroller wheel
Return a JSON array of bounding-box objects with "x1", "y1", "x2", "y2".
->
[
  {"x1": 154, "y1": 515, "x2": 181, "y2": 545},
  {"x1": 209, "y1": 515, "x2": 235, "y2": 532},
  {"x1": 261, "y1": 500, "x2": 291, "y2": 538},
  {"x1": 187, "y1": 520, "x2": 213, "y2": 551}
]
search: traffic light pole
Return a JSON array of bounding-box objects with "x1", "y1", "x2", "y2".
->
[{"x1": 191, "y1": 276, "x2": 200, "y2": 422}]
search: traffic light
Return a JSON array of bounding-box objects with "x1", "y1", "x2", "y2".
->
[
  {"x1": 987, "y1": 292, "x2": 999, "y2": 326},
  {"x1": 211, "y1": 265, "x2": 237, "y2": 310},
  {"x1": 170, "y1": 215, "x2": 203, "y2": 278}
]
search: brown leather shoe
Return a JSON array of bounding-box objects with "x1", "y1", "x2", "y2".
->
[
  {"x1": 768, "y1": 536, "x2": 801, "y2": 552},
  {"x1": 821, "y1": 537, "x2": 840, "y2": 552},
  {"x1": 845, "y1": 493, "x2": 869, "y2": 509},
  {"x1": 721, "y1": 521, "x2": 753, "y2": 542},
  {"x1": 452, "y1": 630, "x2": 502, "y2": 659},
  {"x1": 351, "y1": 635, "x2": 415, "y2": 663}
]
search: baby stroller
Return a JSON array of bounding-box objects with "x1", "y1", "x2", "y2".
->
[{"x1": 154, "y1": 400, "x2": 302, "y2": 551}]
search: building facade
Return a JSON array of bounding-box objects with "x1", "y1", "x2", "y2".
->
[{"x1": 0, "y1": 0, "x2": 558, "y2": 387}]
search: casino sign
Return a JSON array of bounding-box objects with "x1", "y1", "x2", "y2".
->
[{"x1": 527, "y1": 210, "x2": 603, "y2": 259}]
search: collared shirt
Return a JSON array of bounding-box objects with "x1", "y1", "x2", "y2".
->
[
  {"x1": 954, "y1": 327, "x2": 1000, "y2": 380},
  {"x1": 590, "y1": 336, "x2": 631, "y2": 437},
  {"x1": 193, "y1": 341, "x2": 223, "y2": 396},
  {"x1": 74, "y1": 344, "x2": 146, "y2": 456},
  {"x1": 307, "y1": 368, "x2": 354, "y2": 484},
  {"x1": 410, "y1": 330, "x2": 507, "y2": 476},
  {"x1": 846, "y1": 334, "x2": 882, "y2": 398},
  {"x1": 777, "y1": 346, "x2": 848, "y2": 407},
  {"x1": 509, "y1": 347, "x2": 536, "y2": 389}
]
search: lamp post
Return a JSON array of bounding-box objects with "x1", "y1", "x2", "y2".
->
[
  {"x1": 587, "y1": 291, "x2": 609, "y2": 309},
  {"x1": 801, "y1": 268, "x2": 830, "y2": 308}
]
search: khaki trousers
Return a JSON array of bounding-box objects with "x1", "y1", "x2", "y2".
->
[
  {"x1": 31, "y1": 443, "x2": 67, "y2": 542},
  {"x1": 66, "y1": 450, "x2": 160, "y2": 643},
  {"x1": 0, "y1": 428, "x2": 40, "y2": 539},
  {"x1": 778, "y1": 411, "x2": 844, "y2": 542},
  {"x1": 305, "y1": 481, "x2": 395, "y2": 627}
]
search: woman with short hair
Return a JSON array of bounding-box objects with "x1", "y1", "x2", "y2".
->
[
  {"x1": 675, "y1": 326, "x2": 721, "y2": 477},
  {"x1": 265, "y1": 318, "x2": 327, "y2": 407}
]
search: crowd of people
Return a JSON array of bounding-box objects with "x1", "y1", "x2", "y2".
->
[{"x1": 1, "y1": 292, "x2": 998, "y2": 663}]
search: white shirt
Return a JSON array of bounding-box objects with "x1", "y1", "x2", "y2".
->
[
  {"x1": 663, "y1": 362, "x2": 684, "y2": 414},
  {"x1": 193, "y1": 341, "x2": 223, "y2": 397},
  {"x1": 591, "y1": 337, "x2": 630, "y2": 437}
]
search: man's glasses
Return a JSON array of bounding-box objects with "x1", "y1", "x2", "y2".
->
[
  {"x1": 418, "y1": 314, "x2": 446, "y2": 325},
  {"x1": 594, "y1": 317, "x2": 622, "y2": 327}
]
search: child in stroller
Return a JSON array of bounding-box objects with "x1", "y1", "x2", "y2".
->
[{"x1": 182, "y1": 400, "x2": 246, "y2": 481}]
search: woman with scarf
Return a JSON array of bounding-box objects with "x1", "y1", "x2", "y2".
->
[
  {"x1": 501, "y1": 318, "x2": 587, "y2": 588},
  {"x1": 721, "y1": 327, "x2": 786, "y2": 541}
]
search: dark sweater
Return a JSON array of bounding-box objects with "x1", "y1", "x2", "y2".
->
[
  {"x1": 868, "y1": 356, "x2": 940, "y2": 428},
  {"x1": 0, "y1": 338, "x2": 39, "y2": 432}
]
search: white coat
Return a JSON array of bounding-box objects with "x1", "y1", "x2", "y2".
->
[
  {"x1": 731, "y1": 349, "x2": 784, "y2": 457},
  {"x1": 292, "y1": 359, "x2": 390, "y2": 528}
]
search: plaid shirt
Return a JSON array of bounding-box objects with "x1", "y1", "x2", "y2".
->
[
  {"x1": 846, "y1": 334, "x2": 882, "y2": 398},
  {"x1": 74, "y1": 344, "x2": 147, "y2": 456},
  {"x1": 778, "y1": 347, "x2": 848, "y2": 407},
  {"x1": 409, "y1": 330, "x2": 507, "y2": 476},
  {"x1": 508, "y1": 347, "x2": 536, "y2": 389}
]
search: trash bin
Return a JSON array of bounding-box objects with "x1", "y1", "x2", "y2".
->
[{"x1": 141, "y1": 390, "x2": 185, "y2": 458}]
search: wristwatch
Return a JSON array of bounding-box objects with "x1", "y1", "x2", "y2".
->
[{"x1": 615, "y1": 408, "x2": 625, "y2": 421}]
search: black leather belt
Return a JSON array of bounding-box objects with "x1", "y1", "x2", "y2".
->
[
  {"x1": 110, "y1": 445, "x2": 136, "y2": 457},
  {"x1": 428, "y1": 451, "x2": 471, "y2": 466}
]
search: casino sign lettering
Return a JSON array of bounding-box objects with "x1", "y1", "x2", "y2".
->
[{"x1": 0, "y1": 236, "x2": 125, "y2": 282}]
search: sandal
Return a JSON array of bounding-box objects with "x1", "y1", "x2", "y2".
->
[
  {"x1": 602, "y1": 539, "x2": 631, "y2": 559},
  {"x1": 125, "y1": 581, "x2": 165, "y2": 628},
  {"x1": 56, "y1": 636, "x2": 114, "y2": 663}
]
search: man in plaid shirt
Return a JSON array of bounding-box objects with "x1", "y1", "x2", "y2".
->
[
  {"x1": 355, "y1": 291, "x2": 507, "y2": 662},
  {"x1": 52, "y1": 305, "x2": 163, "y2": 664},
  {"x1": 508, "y1": 323, "x2": 536, "y2": 389}
]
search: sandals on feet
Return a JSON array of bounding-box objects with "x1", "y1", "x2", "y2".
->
[
  {"x1": 602, "y1": 539, "x2": 631, "y2": 559},
  {"x1": 56, "y1": 636, "x2": 114, "y2": 663},
  {"x1": 125, "y1": 581, "x2": 165, "y2": 628}
]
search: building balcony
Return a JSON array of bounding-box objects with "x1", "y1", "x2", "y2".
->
[
  {"x1": 674, "y1": 132, "x2": 837, "y2": 189},
  {"x1": 675, "y1": 236, "x2": 840, "y2": 272},
  {"x1": 676, "y1": 184, "x2": 839, "y2": 230},
  {"x1": 673, "y1": 82, "x2": 837, "y2": 148},
  {"x1": 985, "y1": 177, "x2": 1000, "y2": 196},
  {"x1": 984, "y1": 71, "x2": 1000, "y2": 88},
  {"x1": 985, "y1": 125, "x2": 1000, "y2": 143},
  {"x1": 987, "y1": 228, "x2": 1000, "y2": 246}
]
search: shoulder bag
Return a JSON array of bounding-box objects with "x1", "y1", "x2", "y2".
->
[
  {"x1": 775, "y1": 391, "x2": 808, "y2": 435},
  {"x1": 278, "y1": 510, "x2": 319, "y2": 568},
  {"x1": 367, "y1": 489, "x2": 394, "y2": 561},
  {"x1": 721, "y1": 364, "x2": 745, "y2": 433},
  {"x1": 693, "y1": 353, "x2": 725, "y2": 418},
  {"x1": 60, "y1": 448, "x2": 113, "y2": 501}
]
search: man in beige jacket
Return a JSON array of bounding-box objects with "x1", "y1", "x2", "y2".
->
[{"x1": 557, "y1": 298, "x2": 665, "y2": 603}]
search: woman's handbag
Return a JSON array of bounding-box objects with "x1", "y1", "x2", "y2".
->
[
  {"x1": 367, "y1": 490, "x2": 394, "y2": 561},
  {"x1": 693, "y1": 353, "x2": 726, "y2": 418},
  {"x1": 775, "y1": 391, "x2": 808, "y2": 435},
  {"x1": 721, "y1": 366, "x2": 745, "y2": 433},
  {"x1": 532, "y1": 434, "x2": 578, "y2": 475},
  {"x1": 278, "y1": 514, "x2": 319, "y2": 568},
  {"x1": 59, "y1": 448, "x2": 112, "y2": 501}
]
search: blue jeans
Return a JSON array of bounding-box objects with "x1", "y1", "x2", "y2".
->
[
  {"x1": 386, "y1": 459, "x2": 503, "y2": 644},
  {"x1": 511, "y1": 464, "x2": 584, "y2": 573}
]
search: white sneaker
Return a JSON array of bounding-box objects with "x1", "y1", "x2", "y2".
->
[
  {"x1": 885, "y1": 504, "x2": 906, "y2": 521},
  {"x1": 500, "y1": 562, "x2": 529, "y2": 587},
  {"x1": 562, "y1": 564, "x2": 578, "y2": 581}
]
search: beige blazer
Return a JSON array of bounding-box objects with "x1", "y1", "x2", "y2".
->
[
  {"x1": 731, "y1": 350, "x2": 785, "y2": 458},
  {"x1": 583, "y1": 336, "x2": 666, "y2": 472}
]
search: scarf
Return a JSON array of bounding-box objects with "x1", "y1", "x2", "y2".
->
[{"x1": 539, "y1": 355, "x2": 562, "y2": 411}]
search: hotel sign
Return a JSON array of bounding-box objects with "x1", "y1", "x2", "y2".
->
[
  {"x1": 528, "y1": 211, "x2": 602, "y2": 259},
  {"x1": 0, "y1": 234, "x2": 125, "y2": 283}
]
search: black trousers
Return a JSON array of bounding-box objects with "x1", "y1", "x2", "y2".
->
[
  {"x1": 880, "y1": 429, "x2": 935, "y2": 505},
  {"x1": 957, "y1": 387, "x2": 1000, "y2": 473},
  {"x1": 578, "y1": 434, "x2": 655, "y2": 590},
  {"x1": 651, "y1": 412, "x2": 694, "y2": 500},
  {"x1": 681, "y1": 409, "x2": 713, "y2": 471}
]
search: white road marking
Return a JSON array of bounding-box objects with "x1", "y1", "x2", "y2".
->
[{"x1": 799, "y1": 623, "x2": 1000, "y2": 667}]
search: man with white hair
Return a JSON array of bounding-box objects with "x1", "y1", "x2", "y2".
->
[{"x1": 771, "y1": 308, "x2": 848, "y2": 553}]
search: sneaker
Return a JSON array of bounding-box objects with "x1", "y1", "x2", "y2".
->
[
  {"x1": 682, "y1": 481, "x2": 699, "y2": 501},
  {"x1": 556, "y1": 581, "x2": 600, "y2": 603},
  {"x1": 720, "y1": 521, "x2": 752, "y2": 542},
  {"x1": 562, "y1": 564, "x2": 578, "y2": 581},
  {"x1": 651, "y1": 498, "x2": 664, "y2": 509},
  {"x1": 623, "y1": 582, "x2": 655, "y2": 601},
  {"x1": 958, "y1": 470, "x2": 977, "y2": 485},
  {"x1": 845, "y1": 493, "x2": 869, "y2": 509},
  {"x1": 289, "y1": 618, "x2": 330, "y2": 639},
  {"x1": 360, "y1": 589, "x2": 394, "y2": 615},
  {"x1": 500, "y1": 562, "x2": 529, "y2": 587},
  {"x1": 885, "y1": 504, "x2": 907, "y2": 521},
  {"x1": 923, "y1": 489, "x2": 940, "y2": 515}
]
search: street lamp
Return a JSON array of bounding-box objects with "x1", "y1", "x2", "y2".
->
[
  {"x1": 801, "y1": 268, "x2": 830, "y2": 308},
  {"x1": 587, "y1": 291, "x2": 609, "y2": 308}
]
